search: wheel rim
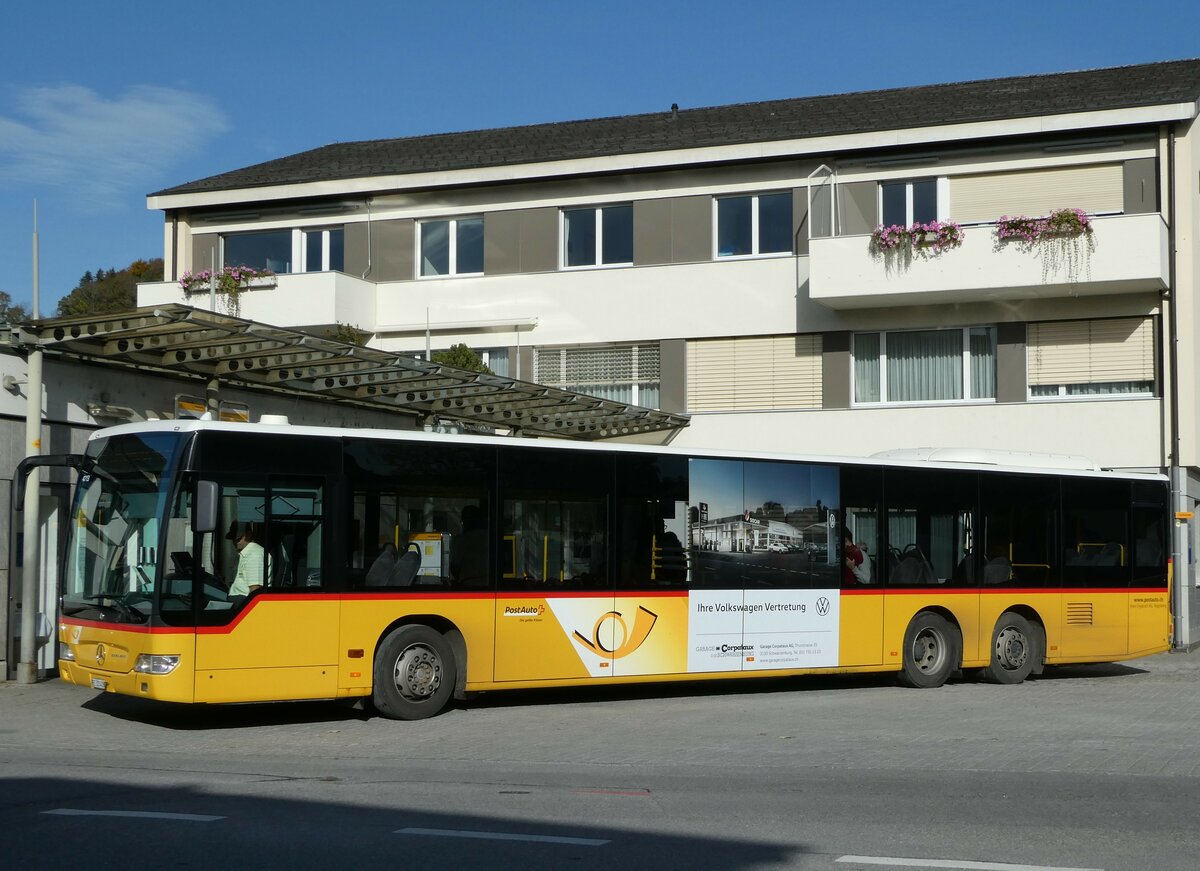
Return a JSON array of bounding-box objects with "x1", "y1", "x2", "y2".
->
[
  {"x1": 994, "y1": 625, "x2": 1029, "y2": 672},
  {"x1": 393, "y1": 642, "x2": 442, "y2": 701},
  {"x1": 911, "y1": 626, "x2": 947, "y2": 675}
]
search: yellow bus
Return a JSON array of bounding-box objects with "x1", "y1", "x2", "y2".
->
[{"x1": 46, "y1": 420, "x2": 1170, "y2": 719}]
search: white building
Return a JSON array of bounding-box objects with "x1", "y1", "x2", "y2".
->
[{"x1": 11, "y1": 57, "x2": 1195, "y2": 649}]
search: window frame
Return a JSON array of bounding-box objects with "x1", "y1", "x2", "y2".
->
[
  {"x1": 852, "y1": 326, "x2": 997, "y2": 407},
  {"x1": 877, "y1": 177, "x2": 949, "y2": 226},
  {"x1": 1028, "y1": 381, "x2": 1156, "y2": 401},
  {"x1": 713, "y1": 191, "x2": 794, "y2": 259},
  {"x1": 560, "y1": 204, "x2": 634, "y2": 270},
  {"x1": 417, "y1": 216, "x2": 485, "y2": 279},
  {"x1": 535, "y1": 343, "x2": 661, "y2": 409},
  {"x1": 301, "y1": 226, "x2": 345, "y2": 273},
  {"x1": 220, "y1": 229, "x2": 296, "y2": 274}
]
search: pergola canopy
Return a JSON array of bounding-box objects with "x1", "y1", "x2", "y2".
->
[{"x1": 5, "y1": 305, "x2": 689, "y2": 440}]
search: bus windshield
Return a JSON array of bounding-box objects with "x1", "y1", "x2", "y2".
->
[{"x1": 62, "y1": 432, "x2": 185, "y2": 625}]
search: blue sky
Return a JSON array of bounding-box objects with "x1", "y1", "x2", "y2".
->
[{"x1": 2, "y1": 0, "x2": 1198, "y2": 314}]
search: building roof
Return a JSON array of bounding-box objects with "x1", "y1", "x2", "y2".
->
[
  {"x1": 155, "y1": 59, "x2": 1200, "y2": 198},
  {"x1": 4, "y1": 305, "x2": 689, "y2": 441}
]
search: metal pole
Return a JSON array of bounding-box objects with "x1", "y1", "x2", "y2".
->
[
  {"x1": 1164, "y1": 129, "x2": 1191, "y2": 649},
  {"x1": 17, "y1": 202, "x2": 43, "y2": 684}
]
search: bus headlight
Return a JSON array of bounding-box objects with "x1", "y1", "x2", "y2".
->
[
  {"x1": 60, "y1": 646, "x2": 75, "y2": 661},
  {"x1": 134, "y1": 654, "x2": 181, "y2": 675}
]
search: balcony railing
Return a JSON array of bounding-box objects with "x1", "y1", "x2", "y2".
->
[
  {"x1": 138, "y1": 271, "x2": 378, "y2": 329},
  {"x1": 808, "y1": 213, "x2": 1168, "y2": 309}
]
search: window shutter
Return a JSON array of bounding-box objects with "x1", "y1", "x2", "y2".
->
[
  {"x1": 687, "y1": 335, "x2": 822, "y2": 411},
  {"x1": 1027, "y1": 317, "x2": 1154, "y2": 386},
  {"x1": 950, "y1": 164, "x2": 1123, "y2": 224}
]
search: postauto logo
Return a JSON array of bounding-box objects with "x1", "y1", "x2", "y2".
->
[{"x1": 573, "y1": 606, "x2": 659, "y2": 659}]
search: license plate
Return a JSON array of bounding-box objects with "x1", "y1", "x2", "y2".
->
[{"x1": 91, "y1": 677, "x2": 108, "y2": 690}]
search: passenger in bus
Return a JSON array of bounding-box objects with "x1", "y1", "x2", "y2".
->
[
  {"x1": 227, "y1": 521, "x2": 270, "y2": 602},
  {"x1": 842, "y1": 529, "x2": 866, "y2": 584}
]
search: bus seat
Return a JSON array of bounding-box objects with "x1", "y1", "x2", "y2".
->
[
  {"x1": 365, "y1": 544, "x2": 397, "y2": 587},
  {"x1": 1096, "y1": 543, "x2": 1123, "y2": 566},
  {"x1": 1135, "y1": 536, "x2": 1163, "y2": 567},
  {"x1": 390, "y1": 545, "x2": 422, "y2": 586},
  {"x1": 271, "y1": 540, "x2": 293, "y2": 587},
  {"x1": 982, "y1": 556, "x2": 1012, "y2": 584},
  {"x1": 892, "y1": 548, "x2": 936, "y2": 584}
]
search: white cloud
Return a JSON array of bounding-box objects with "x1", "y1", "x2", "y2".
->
[{"x1": 0, "y1": 84, "x2": 229, "y2": 206}]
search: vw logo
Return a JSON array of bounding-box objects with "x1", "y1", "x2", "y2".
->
[
  {"x1": 95, "y1": 643, "x2": 106, "y2": 666},
  {"x1": 815, "y1": 597, "x2": 831, "y2": 617}
]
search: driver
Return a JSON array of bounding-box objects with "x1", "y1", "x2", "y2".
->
[{"x1": 227, "y1": 521, "x2": 270, "y2": 600}]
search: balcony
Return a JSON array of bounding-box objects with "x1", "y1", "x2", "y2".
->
[
  {"x1": 807, "y1": 213, "x2": 1168, "y2": 309},
  {"x1": 138, "y1": 271, "x2": 378, "y2": 330}
]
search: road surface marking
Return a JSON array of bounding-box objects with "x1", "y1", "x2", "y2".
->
[
  {"x1": 396, "y1": 827, "x2": 609, "y2": 846},
  {"x1": 44, "y1": 809, "x2": 224, "y2": 822},
  {"x1": 836, "y1": 857, "x2": 1101, "y2": 871}
]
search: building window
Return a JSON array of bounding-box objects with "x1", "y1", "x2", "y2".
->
[
  {"x1": 536, "y1": 344, "x2": 660, "y2": 408},
  {"x1": 687, "y1": 334, "x2": 822, "y2": 411},
  {"x1": 1027, "y1": 317, "x2": 1155, "y2": 400},
  {"x1": 854, "y1": 327, "x2": 996, "y2": 404},
  {"x1": 562, "y1": 205, "x2": 633, "y2": 268},
  {"x1": 303, "y1": 227, "x2": 345, "y2": 273},
  {"x1": 223, "y1": 230, "x2": 292, "y2": 273},
  {"x1": 880, "y1": 178, "x2": 940, "y2": 226},
  {"x1": 420, "y1": 217, "x2": 484, "y2": 277},
  {"x1": 716, "y1": 192, "x2": 793, "y2": 257}
]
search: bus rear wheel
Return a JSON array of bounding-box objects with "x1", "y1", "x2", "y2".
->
[
  {"x1": 985, "y1": 612, "x2": 1039, "y2": 684},
  {"x1": 373, "y1": 625, "x2": 457, "y2": 720},
  {"x1": 898, "y1": 612, "x2": 960, "y2": 689}
]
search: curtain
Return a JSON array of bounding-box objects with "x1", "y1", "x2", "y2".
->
[
  {"x1": 887, "y1": 330, "x2": 962, "y2": 401},
  {"x1": 854, "y1": 334, "x2": 881, "y2": 403},
  {"x1": 970, "y1": 327, "x2": 996, "y2": 399}
]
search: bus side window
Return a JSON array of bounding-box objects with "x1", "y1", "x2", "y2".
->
[
  {"x1": 1062, "y1": 477, "x2": 1131, "y2": 587},
  {"x1": 979, "y1": 473, "x2": 1058, "y2": 586},
  {"x1": 499, "y1": 446, "x2": 612, "y2": 592},
  {"x1": 615, "y1": 454, "x2": 689, "y2": 590}
]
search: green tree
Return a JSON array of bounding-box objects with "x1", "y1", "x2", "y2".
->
[
  {"x1": 323, "y1": 322, "x2": 368, "y2": 346},
  {"x1": 57, "y1": 258, "x2": 163, "y2": 317},
  {"x1": 431, "y1": 343, "x2": 493, "y2": 374},
  {"x1": 0, "y1": 291, "x2": 30, "y2": 322}
]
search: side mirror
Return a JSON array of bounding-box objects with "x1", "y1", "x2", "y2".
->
[{"x1": 194, "y1": 480, "x2": 219, "y2": 533}]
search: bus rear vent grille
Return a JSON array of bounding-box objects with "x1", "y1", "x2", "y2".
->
[{"x1": 1066, "y1": 602, "x2": 1094, "y2": 625}]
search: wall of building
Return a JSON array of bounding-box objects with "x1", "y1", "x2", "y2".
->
[{"x1": 673, "y1": 398, "x2": 1162, "y2": 470}]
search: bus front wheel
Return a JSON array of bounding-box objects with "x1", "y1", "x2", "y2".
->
[
  {"x1": 898, "y1": 612, "x2": 960, "y2": 689},
  {"x1": 985, "y1": 612, "x2": 1039, "y2": 685},
  {"x1": 373, "y1": 625, "x2": 457, "y2": 720}
]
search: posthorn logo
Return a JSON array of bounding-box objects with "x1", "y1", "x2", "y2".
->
[
  {"x1": 573, "y1": 605, "x2": 659, "y2": 658},
  {"x1": 815, "y1": 597, "x2": 831, "y2": 617}
]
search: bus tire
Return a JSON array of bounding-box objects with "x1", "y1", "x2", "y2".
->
[
  {"x1": 985, "y1": 612, "x2": 1039, "y2": 685},
  {"x1": 898, "y1": 611, "x2": 960, "y2": 689},
  {"x1": 373, "y1": 625, "x2": 456, "y2": 720}
]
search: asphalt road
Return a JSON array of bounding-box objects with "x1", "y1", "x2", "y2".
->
[{"x1": 3, "y1": 650, "x2": 1200, "y2": 870}]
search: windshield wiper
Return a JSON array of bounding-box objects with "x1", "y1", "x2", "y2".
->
[{"x1": 73, "y1": 594, "x2": 148, "y2": 624}]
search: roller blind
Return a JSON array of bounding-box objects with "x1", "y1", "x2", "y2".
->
[
  {"x1": 687, "y1": 334, "x2": 822, "y2": 411},
  {"x1": 1027, "y1": 317, "x2": 1155, "y2": 386},
  {"x1": 950, "y1": 164, "x2": 1123, "y2": 224}
]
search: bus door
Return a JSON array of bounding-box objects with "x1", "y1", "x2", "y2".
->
[
  {"x1": 494, "y1": 448, "x2": 615, "y2": 682},
  {"x1": 191, "y1": 475, "x2": 337, "y2": 703},
  {"x1": 1059, "y1": 477, "x2": 1131, "y2": 658}
]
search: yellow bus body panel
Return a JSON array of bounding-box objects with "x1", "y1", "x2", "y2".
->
[
  {"x1": 58, "y1": 584, "x2": 1170, "y2": 707},
  {"x1": 58, "y1": 620, "x2": 195, "y2": 703},
  {"x1": 338, "y1": 594, "x2": 496, "y2": 691}
]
